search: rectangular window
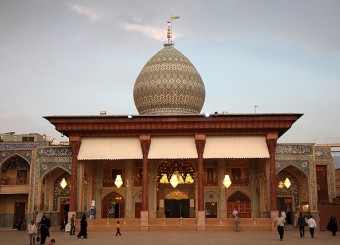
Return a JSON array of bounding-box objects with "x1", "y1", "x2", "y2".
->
[
  {"x1": 204, "y1": 163, "x2": 218, "y2": 186},
  {"x1": 22, "y1": 137, "x2": 34, "y2": 142}
]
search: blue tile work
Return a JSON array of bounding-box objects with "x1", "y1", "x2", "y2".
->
[
  {"x1": 315, "y1": 146, "x2": 336, "y2": 198},
  {"x1": 277, "y1": 171, "x2": 299, "y2": 210},
  {"x1": 0, "y1": 142, "x2": 48, "y2": 150},
  {"x1": 0, "y1": 150, "x2": 32, "y2": 164},
  {"x1": 36, "y1": 147, "x2": 72, "y2": 212},
  {"x1": 53, "y1": 174, "x2": 71, "y2": 211}
]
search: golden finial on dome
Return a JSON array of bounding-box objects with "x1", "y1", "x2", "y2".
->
[{"x1": 165, "y1": 15, "x2": 180, "y2": 46}]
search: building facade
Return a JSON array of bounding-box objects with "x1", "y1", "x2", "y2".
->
[{"x1": 1, "y1": 37, "x2": 338, "y2": 231}]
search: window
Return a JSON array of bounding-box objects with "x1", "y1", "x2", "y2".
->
[
  {"x1": 134, "y1": 164, "x2": 143, "y2": 187},
  {"x1": 22, "y1": 137, "x2": 34, "y2": 142},
  {"x1": 204, "y1": 163, "x2": 218, "y2": 186}
]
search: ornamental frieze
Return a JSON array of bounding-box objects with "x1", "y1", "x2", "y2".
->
[
  {"x1": 276, "y1": 144, "x2": 313, "y2": 155},
  {"x1": 314, "y1": 147, "x2": 332, "y2": 159},
  {"x1": 38, "y1": 147, "x2": 72, "y2": 157},
  {"x1": 0, "y1": 142, "x2": 48, "y2": 150}
]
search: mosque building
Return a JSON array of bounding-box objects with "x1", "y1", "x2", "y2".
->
[{"x1": 0, "y1": 20, "x2": 338, "y2": 231}]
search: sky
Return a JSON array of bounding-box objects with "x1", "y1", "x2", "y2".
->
[{"x1": 1, "y1": 0, "x2": 340, "y2": 145}]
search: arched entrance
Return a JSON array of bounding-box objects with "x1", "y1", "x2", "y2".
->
[
  {"x1": 0, "y1": 154, "x2": 30, "y2": 228},
  {"x1": 102, "y1": 192, "x2": 125, "y2": 218},
  {"x1": 164, "y1": 191, "x2": 190, "y2": 218},
  {"x1": 277, "y1": 165, "x2": 308, "y2": 225},
  {"x1": 156, "y1": 160, "x2": 196, "y2": 218},
  {"x1": 227, "y1": 191, "x2": 251, "y2": 218}
]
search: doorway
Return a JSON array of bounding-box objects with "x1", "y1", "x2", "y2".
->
[
  {"x1": 14, "y1": 202, "x2": 26, "y2": 228},
  {"x1": 164, "y1": 199, "x2": 190, "y2": 218},
  {"x1": 135, "y1": 203, "x2": 142, "y2": 218},
  {"x1": 60, "y1": 199, "x2": 70, "y2": 230},
  {"x1": 278, "y1": 197, "x2": 293, "y2": 224}
]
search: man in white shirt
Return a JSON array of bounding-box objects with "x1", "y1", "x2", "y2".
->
[
  {"x1": 307, "y1": 215, "x2": 317, "y2": 238},
  {"x1": 232, "y1": 208, "x2": 238, "y2": 217},
  {"x1": 281, "y1": 209, "x2": 286, "y2": 221}
]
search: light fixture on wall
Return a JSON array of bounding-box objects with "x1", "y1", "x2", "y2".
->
[
  {"x1": 115, "y1": 175, "x2": 123, "y2": 188},
  {"x1": 278, "y1": 181, "x2": 284, "y2": 189},
  {"x1": 60, "y1": 178, "x2": 67, "y2": 189},
  {"x1": 223, "y1": 174, "x2": 232, "y2": 188},
  {"x1": 284, "y1": 177, "x2": 291, "y2": 189}
]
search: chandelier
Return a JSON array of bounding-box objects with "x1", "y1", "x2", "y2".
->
[
  {"x1": 278, "y1": 177, "x2": 291, "y2": 189},
  {"x1": 158, "y1": 160, "x2": 195, "y2": 188},
  {"x1": 284, "y1": 177, "x2": 291, "y2": 188},
  {"x1": 60, "y1": 178, "x2": 67, "y2": 189},
  {"x1": 160, "y1": 171, "x2": 195, "y2": 188},
  {"x1": 114, "y1": 175, "x2": 123, "y2": 188},
  {"x1": 223, "y1": 175, "x2": 232, "y2": 188}
]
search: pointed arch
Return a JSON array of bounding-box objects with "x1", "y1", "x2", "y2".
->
[
  {"x1": 227, "y1": 191, "x2": 251, "y2": 218},
  {"x1": 101, "y1": 191, "x2": 125, "y2": 218}
]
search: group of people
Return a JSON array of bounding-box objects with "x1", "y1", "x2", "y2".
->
[
  {"x1": 26, "y1": 212, "x2": 122, "y2": 244},
  {"x1": 27, "y1": 215, "x2": 54, "y2": 245},
  {"x1": 274, "y1": 209, "x2": 338, "y2": 241}
]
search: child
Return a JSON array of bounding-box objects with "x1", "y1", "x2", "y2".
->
[
  {"x1": 48, "y1": 239, "x2": 56, "y2": 244},
  {"x1": 116, "y1": 221, "x2": 121, "y2": 236},
  {"x1": 27, "y1": 220, "x2": 37, "y2": 245}
]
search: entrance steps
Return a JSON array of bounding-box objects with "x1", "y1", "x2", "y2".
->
[{"x1": 83, "y1": 217, "x2": 273, "y2": 232}]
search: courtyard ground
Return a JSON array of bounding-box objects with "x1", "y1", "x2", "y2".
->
[{"x1": 0, "y1": 229, "x2": 339, "y2": 245}]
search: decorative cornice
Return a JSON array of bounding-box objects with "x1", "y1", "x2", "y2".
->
[{"x1": 44, "y1": 113, "x2": 302, "y2": 138}]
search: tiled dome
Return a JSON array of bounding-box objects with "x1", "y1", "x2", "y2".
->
[{"x1": 133, "y1": 46, "x2": 205, "y2": 115}]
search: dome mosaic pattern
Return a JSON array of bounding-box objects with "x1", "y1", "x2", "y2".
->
[{"x1": 133, "y1": 46, "x2": 206, "y2": 115}]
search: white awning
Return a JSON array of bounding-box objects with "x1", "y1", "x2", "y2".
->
[
  {"x1": 148, "y1": 136, "x2": 197, "y2": 159},
  {"x1": 204, "y1": 136, "x2": 269, "y2": 159},
  {"x1": 78, "y1": 137, "x2": 143, "y2": 160}
]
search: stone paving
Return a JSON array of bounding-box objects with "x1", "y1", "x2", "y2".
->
[{"x1": 0, "y1": 229, "x2": 339, "y2": 245}]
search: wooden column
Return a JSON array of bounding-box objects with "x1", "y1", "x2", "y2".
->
[
  {"x1": 140, "y1": 135, "x2": 151, "y2": 211},
  {"x1": 69, "y1": 136, "x2": 81, "y2": 212},
  {"x1": 266, "y1": 133, "x2": 278, "y2": 211},
  {"x1": 195, "y1": 134, "x2": 206, "y2": 211}
]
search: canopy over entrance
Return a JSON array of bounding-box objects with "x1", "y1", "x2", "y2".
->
[
  {"x1": 204, "y1": 136, "x2": 270, "y2": 159},
  {"x1": 78, "y1": 137, "x2": 143, "y2": 160}
]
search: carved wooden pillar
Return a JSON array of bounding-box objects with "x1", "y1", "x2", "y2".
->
[
  {"x1": 140, "y1": 135, "x2": 151, "y2": 211},
  {"x1": 266, "y1": 133, "x2": 278, "y2": 211},
  {"x1": 69, "y1": 136, "x2": 81, "y2": 212},
  {"x1": 195, "y1": 134, "x2": 206, "y2": 211}
]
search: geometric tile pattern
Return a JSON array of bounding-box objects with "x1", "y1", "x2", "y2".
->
[{"x1": 133, "y1": 46, "x2": 206, "y2": 115}]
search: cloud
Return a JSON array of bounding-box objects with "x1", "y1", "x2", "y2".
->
[
  {"x1": 120, "y1": 22, "x2": 183, "y2": 41},
  {"x1": 69, "y1": 3, "x2": 101, "y2": 22}
]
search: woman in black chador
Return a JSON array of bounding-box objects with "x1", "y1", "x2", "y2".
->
[
  {"x1": 77, "y1": 214, "x2": 88, "y2": 239},
  {"x1": 40, "y1": 215, "x2": 50, "y2": 245},
  {"x1": 327, "y1": 216, "x2": 338, "y2": 236}
]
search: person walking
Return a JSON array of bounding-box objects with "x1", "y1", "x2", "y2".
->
[
  {"x1": 40, "y1": 215, "x2": 51, "y2": 245},
  {"x1": 234, "y1": 213, "x2": 240, "y2": 232},
  {"x1": 27, "y1": 220, "x2": 37, "y2": 245},
  {"x1": 297, "y1": 213, "x2": 306, "y2": 238},
  {"x1": 232, "y1": 208, "x2": 238, "y2": 217},
  {"x1": 116, "y1": 220, "x2": 122, "y2": 236},
  {"x1": 274, "y1": 211, "x2": 285, "y2": 241},
  {"x1": 327, "y1": 216, "x2": 338, "y2": 236},
  {"x1": 307, "y1": 215, "x2": 317, "y2": 238},
  {"x1": 77, "y1": 214, "x2": 88, "y2": 239},
  {"x1": 70, "y1": 214, "x2": 76, "y2": 235}
]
